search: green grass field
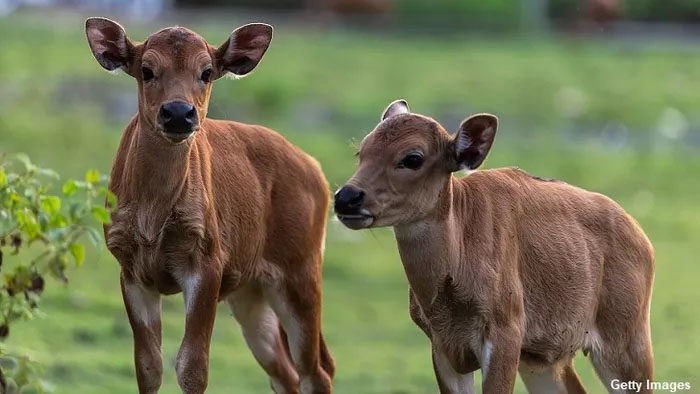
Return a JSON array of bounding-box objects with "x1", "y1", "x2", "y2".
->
[{"x1": 1, "y1": 11, "x2": 700, "y2": 393}]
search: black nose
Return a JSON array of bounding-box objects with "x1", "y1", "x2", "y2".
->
[
  {"x1": 334, "y1": 185, "x2": 365, "y2": 214},
  {"x1": 158, "y1": 101, "x2": 197, "y2": 135}
]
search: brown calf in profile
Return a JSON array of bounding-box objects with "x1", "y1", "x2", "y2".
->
[
  {"x1": 86, "y1": 18, "x2": 334, "y2": 394},
  {"x1": 334, "y1": 100, "x2": 654, "y2": 393}
]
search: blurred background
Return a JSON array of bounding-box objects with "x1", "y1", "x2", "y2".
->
[{"x1": 1, "y1": 0, "x2": 700, "y2": 392}]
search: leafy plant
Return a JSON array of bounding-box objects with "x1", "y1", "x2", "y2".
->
[{"x1": 0, "y1": 153, "x2": 114, "y2": 393}]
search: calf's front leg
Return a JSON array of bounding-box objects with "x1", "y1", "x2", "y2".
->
[
  {"x1": 481, "y1": 324, "x2": 522, "y2": 394},
  {"x1": 176, "y1": 268, "x2": 222, "y2": 394},
  {"x1": 121, "y1": 273, "x2": 163, "y2": 394}
]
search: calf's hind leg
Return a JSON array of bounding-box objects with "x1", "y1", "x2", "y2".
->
[
  {"x1": 592, "y1": 265, "x2": 654, "y2": 393},
  {"x1": 590, "y1": 326, "x2": 654, "y2": 394},
  {"x1": 519, "y1": 360, "x2": 587, "y2": 394},
  {"x1": 227, "y1": 283, "x2": 300, "y2": 393},
  {"x1": 432, "y1": 346, "x2": 475, "y2": 394},
  {"x1": 264, "y1": 254, "x2": 333, "y2": 394}
]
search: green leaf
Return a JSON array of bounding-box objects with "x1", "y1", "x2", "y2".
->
[
  {"x1": 91, "y1": 206, "x2": 111, "y2": 224},
  {"x1": 15, "y1": 210, "x2": 39, "y2": 238},
  {"x1": 0, "y1": 167, "x2": 6, "y2": 186},
  {"x1": 62, "y1": 180, "x2": 77, "y2": 196},
  {"x1": 48, "y1": 255, "x2": 69, "y2": 283},
  {"x1": 68, "y1": 243, "x2": 85, "y2": 267},
  {"x1": 67, "y1": 202, "x2": 84, "y2": 221},
  {"x1": 49, "y1": 212, "x2": 68, "y2": 228},
  {"x1": 85, "y1": 169, "x2": 100, "y2": 184},
  {"x1": 36, "y1": 167, "x2": 60, "y2": 179},
  {"x1": 46, "y1": 227, "x2": 67, "y2": 243},
  {"x1": 37, "y1": 212, "x2": 49, "y2": 232},
  {"x1": 4, "y1": 377, "x2": 18, "y2": 393},
  {"x1": 12, "y1": 153, "x2": 33, "y2": 172},
  {"x1": 40, "y1": 196, "x2": 61, "y2": 216}
]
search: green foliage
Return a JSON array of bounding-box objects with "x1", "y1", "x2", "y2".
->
[
  {"x1": 0, "y1": 354, "x2": 44, "y2": 394},
  {"x1": 626, "y1": 0, "x2": 700, "y2": 22},
  {"x1": 547, "y1": 0, "x2": 581, "y2": 20},
  {"x1": 549, "y1": 0, "x2": 700, "y2": 22},
  {"x1": 397, "y1": 0, "x2": 520, "y2": 30},
  {"x1": 0, "y1": 153, "x2": 114, "y2": 392}
]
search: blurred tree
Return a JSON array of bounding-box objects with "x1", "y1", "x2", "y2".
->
[
  {"x1": 550, "y1": 0, "x2": 700, "y2": 23},
  {"x1": 175, "y1": 0, "x2": 306, "y2": 9},
  {"x1": 397, "y1": 0, "x2": 521, "y2": 31},
  {"x1": 626, "y1": 0, "x2": 700, "y2": 22},
  {"x1": 317, "y1": 0, "x2": 394, "y2": 14}
]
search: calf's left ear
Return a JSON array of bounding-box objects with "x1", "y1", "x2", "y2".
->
[
  {"x1": 451, "y1": 114, "x2": 498, "y2": 171},
  {"x1": 381, "y1": 99, "x2": 410, "y2": 121},
  {"x1": 215, "y1": 23, "x2": 273, "y2": 78}
]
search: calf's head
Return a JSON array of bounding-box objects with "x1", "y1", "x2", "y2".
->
[
  {"x1": 85, "y1": 17, "x2": 273, "y2": 143},
  {"x1": 335, "y1": 99, "x2": 498, "y2": 229}
]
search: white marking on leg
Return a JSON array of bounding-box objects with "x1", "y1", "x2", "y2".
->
[
  {"x1": 175, "y1": 345, "x2": 190, "y2": 377},
  {"x1": 174, "y1": 272, "x2": 202, "y2": 380},
  {"x1": 228, "y1": 289, "x2": 282, "y2": 367},
  {"x1": 285, "y1": 317, "x2": 304, "y2": 366},
  {"x1": 583, "y1": 326, "x2": 603, "y2": 356},
  {"x1": 591, "y1": 351, "x2": 626, "y2": 394},
  {"x1": 262, "y1": 284, "x2": 317, "y2": 394},
  {"x1": 481, "y1": 340, "x2": 493, "y2": 379},
  {"x1": 181, "y1": 272, "x2": 201, "y2": 314},
  {"x1": 263, "y1": 284, "x2": 304, "y2": 365},
  {"x1": 434, "y1": 348, "x2": 475, "y2": 394},
  {"x1": 228, "y1": 285, "x2": 299, "y2": 393},
  {"x1": 270, "y1": 378, "x2": 286, "y2": 394},
  {"x1": 299, "y1": 376, "x2": 314, "y2": 394},
  {"x1": 242, "y1": 306, "x2": 279, "y2": 365},
  {"x1": 320, "y1": 229, "x2": 326, "y2": 257},
  {"x1": 518, "y1": 362, "x2": 567, "y2": 394},
  {"x1": 123, "y1": 282, "x2": 160, "y2": 325}
]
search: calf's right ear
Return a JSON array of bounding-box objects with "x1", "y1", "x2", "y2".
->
[
  {"x1": 85, "y1": 17, "x2": 135, "y2": 76},
  {"x1": 450, "y1": 113, "x2": 498, "y2": 171}
]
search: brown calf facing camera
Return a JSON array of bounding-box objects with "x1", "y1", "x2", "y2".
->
[{"x1": 86, "y1": 18, "x2": 334, "y2": 394}]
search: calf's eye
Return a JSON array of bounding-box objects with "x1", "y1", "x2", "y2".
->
[
  {"x1": 141, "y1": 67, "x2": 154, "y2": 81},
  {"x1": 200, "y1": 68, "x2": 212, "y2": 83},
  {"x1": 398, "y1": 153, "x2": 424, "y2": 170}
]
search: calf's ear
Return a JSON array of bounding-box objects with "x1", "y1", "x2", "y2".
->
[
  {"x1": 215, "y1": 23, "x2": 273, "y2": 79},
  {"x1": 381, "y1": 99, "x2": 410, "y2": 121},
  {"x1": 450, "y1": 114, "x2": 498, "y2": 171},
  {"x1": 85, "y1": 17, "x2": 135, "y2": 76}
]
